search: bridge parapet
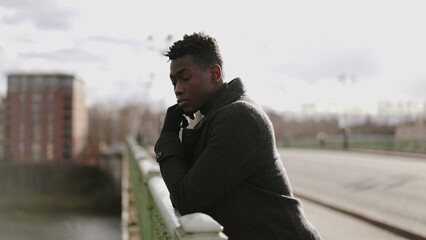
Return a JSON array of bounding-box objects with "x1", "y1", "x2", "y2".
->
[{"x1": 126, "y1": 136, "x2": 228, "y2": 240}]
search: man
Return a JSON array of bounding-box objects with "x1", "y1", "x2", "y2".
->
[{"x1": 155, "y1": 32, "x2": 321, "y2": 240}]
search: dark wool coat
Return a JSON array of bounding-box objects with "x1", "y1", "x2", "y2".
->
[{"x1": 155, "y1": 78, "x2": 321, "y2": 240}]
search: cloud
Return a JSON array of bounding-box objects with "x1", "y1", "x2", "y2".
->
[
  {"x1": 8, "y1": 33, "x2": 35, "y2": 44},
  {"x1": 0, "y1": 0, "x2": 78, "y2": 30},
  {"x1": 33, "y1": 8, "x2": 77, "y2": 30},
  {"x1": 397, "y1": 77, "x2": 426, "y2": 101},
  {"x1": 20, "y1": 48, "x2": 102, "y2": 63},
  {"x1": 0, "y1": 0, "x2": 38, "y2": 9},
  {"x1": 83, "y1": 36, "x2": 150, "y2": 53},
  {"x1": 85, "y1": 36, "x2": 143, "y2": 46},
  {"x1": 274, "y1": 48, "x2": 381, "y2": 83}
]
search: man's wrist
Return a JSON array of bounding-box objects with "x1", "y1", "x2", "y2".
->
[{"x1": 155, "y1": 132, "x2": 183, "y2": 163}]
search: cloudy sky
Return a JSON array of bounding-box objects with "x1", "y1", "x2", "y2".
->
[{"x1": 1, "y1": 0, "x2": 425, "y2": 115}]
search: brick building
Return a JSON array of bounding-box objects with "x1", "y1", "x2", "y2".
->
[
  {"x1": 0, "y1": 96, "x2": 5, "y2": 161},
  {"x1": 6, "y1": 73, "x2": 88, "y2": 164}
]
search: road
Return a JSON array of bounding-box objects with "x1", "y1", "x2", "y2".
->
[
  {"x1": 279, "y1": 148, "x2": 426, "y2": 239},
  {"x1": 302, "y1": 198, "x2": 409, "y2": 240}
]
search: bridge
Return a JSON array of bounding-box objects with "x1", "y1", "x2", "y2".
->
[{"x1": 123, "y1": 135, "x2": 426, "y2": 240}]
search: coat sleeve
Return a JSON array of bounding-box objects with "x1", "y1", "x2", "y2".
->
[{"x1": 155, "y1": 106, "x2": 268, "y2": 214}]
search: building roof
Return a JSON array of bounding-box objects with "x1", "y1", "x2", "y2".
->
[{"x1": 7, "y1": 72, "x2": 75, "y2": 79}]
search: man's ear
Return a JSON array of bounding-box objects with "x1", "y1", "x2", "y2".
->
[{"x1": 209, "y1": 64, "x2": 222, "y2": 83}]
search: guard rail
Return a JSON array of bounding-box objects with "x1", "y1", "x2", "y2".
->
[{"x1": 126, "y1": 136, "x2": 228, "y2": 240}]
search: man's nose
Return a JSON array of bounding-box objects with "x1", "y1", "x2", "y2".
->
[{"x1": 174, "y1": 81, "x2": 184, "y2": 95}]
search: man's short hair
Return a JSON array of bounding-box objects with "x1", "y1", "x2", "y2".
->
[{"x1": 165, "y1": 32, "x2": 223, "y2": 70}]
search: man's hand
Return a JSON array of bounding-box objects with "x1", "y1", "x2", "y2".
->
[{"x1": 161, "y1": 104, "x2": 194, "y2": 134}]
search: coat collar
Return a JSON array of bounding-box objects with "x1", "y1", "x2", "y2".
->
[{"x1": 200, "y1": 78, "x2": 246, "y2": 116}]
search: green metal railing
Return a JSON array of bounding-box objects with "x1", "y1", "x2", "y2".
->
[
  {"x1": 126, "y1": 136, "x2": 228, "y2": 240},
  {"x1": 283, "y1": 135, "x2": 426, "y2": 154}
]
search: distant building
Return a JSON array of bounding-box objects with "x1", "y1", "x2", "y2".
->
[
  {"x1": 6, "y1": 73, "x2": 88, "y2": 164},
  {"x1": 395, "y1": 119, "x2": 426, "y2": 140},
  {"x1": 0, "y1": 96, "x2": 6, "y2": 162}
]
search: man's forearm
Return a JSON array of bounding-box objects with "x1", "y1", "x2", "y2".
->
[{"x1": 155, "y1": 131, "x2": 191, "y2": 211}]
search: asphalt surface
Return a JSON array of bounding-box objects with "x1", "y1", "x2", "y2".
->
[
  {"x1": 302, "y1": 198, "x2": 410, "y2": 240},
  {"x1": 280, "y1": 148, "x2": 426, "y2": 239}
]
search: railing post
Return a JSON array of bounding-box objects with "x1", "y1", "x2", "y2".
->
[{"x1": 173, "y1": 213, "x2": 228, "y2": 240}]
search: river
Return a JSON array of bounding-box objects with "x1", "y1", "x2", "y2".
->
[{"x1": 0, "y1": 210, "x2": 121, "y2": 240}]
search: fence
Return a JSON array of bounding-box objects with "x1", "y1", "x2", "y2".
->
[
  {"x1": 284, "y1": 134, "x2": 426, "y2": 154},
  {"x1": 125, "y1": 136, "x2": 228, "y2": 240}
]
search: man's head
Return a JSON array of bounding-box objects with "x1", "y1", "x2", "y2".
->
[{"x1": 165, "y1": 32, "x2": 224, "y2": 114}]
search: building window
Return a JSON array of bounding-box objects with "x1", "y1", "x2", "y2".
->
[
  {"x1": 32, "y1": 103, "x2": 40, "y2": 112},
  {"x1": 63, "y1": 94, "x2": 72, "y2": 101},
  {"x1": 33, "y1": 125, "x2": 41, "y2": 141},
  {"x1": 19, "y1": 103, "x2": 25, "y2": 113},
  {"x1": 63, "y1": 142, "x2": 71, "y2": 150},
  {"x1": 63, "y1": 103, "x2": 72, "y2": 111},
  {"x1": 32, "y1": 112, "x2": 40, "y2": 122},
  {"x1": 61, "y1": 78, "x2": 73, "y2": 89},
  {"x1": 48, "y1": 93, "x2": 55, "y2": 102},
  {"x1": 32, "y1": 93, "x2": 42, "y2": 102},
  {"x1": 63, "y1": 142, "x2": 71, "y2": 161},
  {"x1": 33, "y1": 76, "x2": 44, "y2": 91},
  {"x1": 63, "y1": 125, "x2": 71, "y2": 138},
  {"x1": 47, "y1": 77, "x2": 58, "y2": 90},
  {"x1": 20, "y1": 77, "x2": 28, "y2": 91},
  {"x1": 63, "y1": 113, "x2": 71, "y2": 120},
  {"x1": 19, "y1": 124, "x2": 25, "y2": 139},
  {"x1": 19, "y1": 142, "x2": 25, "y2": 155},
  {"x1": 47, "y1": 124, "x2": 54, "y2": 140},
  {"x1": 47, "y1": 143, "x2": 54, "y2": 161},
  {"x1": 32, "y1": 142, "x2": 41, "y2": 162},
  {"x1": 19, "y1": 111, "x2": 25, "y2": 121},
  {"x1": 47, "y1": 113, "x2": 54, "y2": 122},
  {"x1": 19, "y1": 93, "x2": 26, "y2": 102},
  {"x1": 19, "y1": 112, "x2": 25, "y2": 122},
  {"x1": 8, "y1": 78, "x2": 18, "y2": 91},
  {"x1": 47, "y1": 103, "x2": 55, "y2": 112}
]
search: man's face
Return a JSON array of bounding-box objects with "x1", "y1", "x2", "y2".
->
[{"x1": 169, "y1": 55, "x2": 215, "y2": 114}]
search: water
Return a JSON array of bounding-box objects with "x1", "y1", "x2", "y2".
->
[{"x1": 0, "y1": 211, "x2": 121, "y2": 240}]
